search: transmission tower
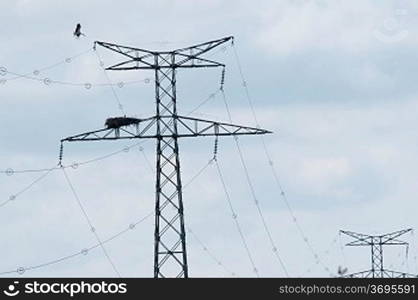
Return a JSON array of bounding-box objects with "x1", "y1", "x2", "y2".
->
[
  {"x1": 340, "y1": 228, "x2": 417, "y2": 278},
  {"x1": 60, "y1": 36, "x2": 271, "y2": 278}
]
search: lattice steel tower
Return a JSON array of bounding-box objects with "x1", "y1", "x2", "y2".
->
[
  {"x1": 61, "y1": 37, "x2": 270, "y2": 278},
  {"x1": 340, "y1": 229, "x2": 417, "y2": 278}
]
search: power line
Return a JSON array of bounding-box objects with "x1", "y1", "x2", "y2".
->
[
  {"x1": 186, "y1": 88, "x2": 222, "y2": 116},
  {"x1": 0, "y1": 213, "x2": 153, "y2": 276},
  {"x1": 219, "y1": 89, "x2": 288, "y2": 277},
  {"x1": 187, "y1": 227, "x2": 237, "y2": 277},
  {"x1": 1, "y1": 69, "x2": 148, "y2": 89},
  {"x1": 304, "y1": 234, "x2": 339, "y2": 277},
  {"x1": 0, "y1": 168, "x2": 54, "y2": 208},
  {"x1": 1, "y1": 48, "x2": 94, "y2": 81},
  {"x1": 0, "y1": 142, "x2": 150, "y2": 209},
  {"x1": 183, "y1": 159, "x2": 214, "y2": 190},
  {"x1": 0, "y1": 46, "x2": 150, "y2": 89},
  {"x1": 94, "y1": 47, "x2": 126, "y2": 114},
  {"x1": 230, "y1": 42, "x2": 332, "y2": 276},
  {"x1": 138, "y1": 146, "x2": 154, "y2": 173},
  {"x1": 1, "y1": 142, "x2": 148, "y2": 175},
  {"x1": 214, "y1": 159, "x2": 260, "y2": 277},
  {"x1": 61, "y1": 167, "x2": 121, "y2": 277}
]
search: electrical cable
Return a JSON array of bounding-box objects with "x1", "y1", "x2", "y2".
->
[
  {"x1": 94, "y1": 48, "x2": 126, "y2": 114},
  {"x1": 187, "y1": 227, "x2": 236, "y2": 277},
  {"x1": 0, "y1": 213, "x2": 152, "y2": 276},
  {"x1": 219, "y1": 89, "x2": 288, "y2": 277},
  {"x1": 230, "y1": 42, "x2": 332, "y2": 276},
  {"x1": 1, "y1": 48, "x2": 93, "y2": 81},
  {"x1": 1, "y1": 69, "x2": 148, "y2": 88},
  {"x1": 0, "y1": 168, "x2": 54, "y2": 208},
  {"x1": 61, "y1": 167, "x2": 121, "y2": 277},
  {"x1": 214, "y1": 159, "x2": 260, "y2": 277}
]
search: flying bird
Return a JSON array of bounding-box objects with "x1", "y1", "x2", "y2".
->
[
  {"x1": 337, "y1": 265, "x2": 348, "y2": 276},
  {"x1": 73, "y1": 23, "x2": 85, "y2": 38}
]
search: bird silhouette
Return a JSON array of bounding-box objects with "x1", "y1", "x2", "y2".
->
[
  {"x1": 73, "y1": 23, "x2": 85, "y2": 38},
  {"x1": 337, "y1": 265, "x2": 348, "y2": 276}
]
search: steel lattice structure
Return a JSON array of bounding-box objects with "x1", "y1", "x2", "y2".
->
[
  {"x1": 61, "y1": 36, "x2": 271, "y2": 278},
  {"x1": 340, "y1": 229, "x2": 418, "y2": 278}
]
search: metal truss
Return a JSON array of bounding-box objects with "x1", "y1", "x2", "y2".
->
[
  {"x1": 95, "y1": 36, "x2": 232, "y2": 71},
  {"x1": 63, "y1": 36, "x2": 270, "y2": 278},
  {"x1": 62, "y1": 115, "x2": 270, "y2": 142},
  {"x1": 345, "y1": 270, "x2": 418, "y2": 278},
  {"x1": 340, "y1": 229, "x2": 417, "y2": 278}
]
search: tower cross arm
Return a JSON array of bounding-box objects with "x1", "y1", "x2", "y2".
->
[
  {"x1": 61, "y1": 116, "x2": 157, "y2": 142},
  {"x1": 340, "y1": 230, "x2": 373, "y2": 246},
  {"x1": 380, "y1": 228, "x2": 412, "y2": 245},
  {"x1": 340, "y1": 229, "x2": 413, "y2": 246},
  {"x1": 95, "y1": 41, "x2": 156, "y2": 58},
  {"x1": 172, "y1": 36, "x2": 233, "y2": 67},
  {"x1": 344, "y1": 269, "x2": 418, "y2": 278},
  {"x1": 95, "y1": 36, "x2": 233, "y2": 70},
  {"x1": 61, "y1": 115, "x2": 271, "y2": 142},
  {"x1": 174, "y1": 115, "x2": 271, "y2": 137}
]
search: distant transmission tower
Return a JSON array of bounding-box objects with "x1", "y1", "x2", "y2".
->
[
  {"x1": 340, "y1": 229, "x2": 417, "y2": 278},
  {"x1": 60, "y1": 36, "x2": 270, "y2": 278}
]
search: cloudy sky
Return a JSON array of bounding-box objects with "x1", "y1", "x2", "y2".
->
[{"x1": 1, "y1": 0, "x2": 418, "y2": 278}]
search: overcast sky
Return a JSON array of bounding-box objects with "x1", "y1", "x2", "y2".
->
[{"x1": 1, "y1": 0, "x2": 418, "y2": 278}]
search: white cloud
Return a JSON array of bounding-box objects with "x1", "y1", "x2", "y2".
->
[{"x1": 255, "y1": 0, "x2": 416, "y2": 56}]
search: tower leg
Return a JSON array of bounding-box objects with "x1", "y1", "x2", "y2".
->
[
  {"x1": 371, "y1": 238, "x2": 384, "y2": 278},
  {"x1": 154, "y1": 137, "x2": 188, "y2": 278}
]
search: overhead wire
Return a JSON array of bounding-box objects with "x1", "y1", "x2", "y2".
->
[
  {"x1": 0, "y1": 47, "x2": 149, "y2": 89},
  {"x1": 186, "y1": 227, "x2": 236, "y2": 277},
  {"x1": 0, "y1": 168, "x2": 54, "y2": 208},
  {"x1": 93, "y1": 47, "x2": 126, "y2": 115},
  {"x1": 219, "y1": 88, "x2": 289, "y2": 277},
  {"x1": 1, "y1": 48, "x2": 93, "y2": 81},
  {"x1": 2, "y1": 69, "x2": 148, "y2": 88},
  {"x1": 61, "y1": 167, "x2": 121, "y2": 277},
  {"x1": 0, "y1": 142, "x2": 144, "y2": 175},
  {"x1": 0, "y1": 213, "x2": 153, "y2": 276},
  {"x1": 230, "y1": 41, "x2": 332, "y2": 276},
  {"x1": 138, "y1": 146, "x2": 154, "y2": 173},
  {"x1": 214, "y1": 158, "x2": 260, "y2": 277},
  {"x1": 0, "y1": 142, "x2": 149, "y2": 210},
  {"x1": 186, "y1": 88, "x2": 222, "y2": 116},
  {"x1": 304, "y1": 234, "x2": 339, "y2": 277}
]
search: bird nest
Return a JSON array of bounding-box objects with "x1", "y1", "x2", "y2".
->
[{"x1": 105, "y1": 117, "x2": 141, "y2": 129}]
